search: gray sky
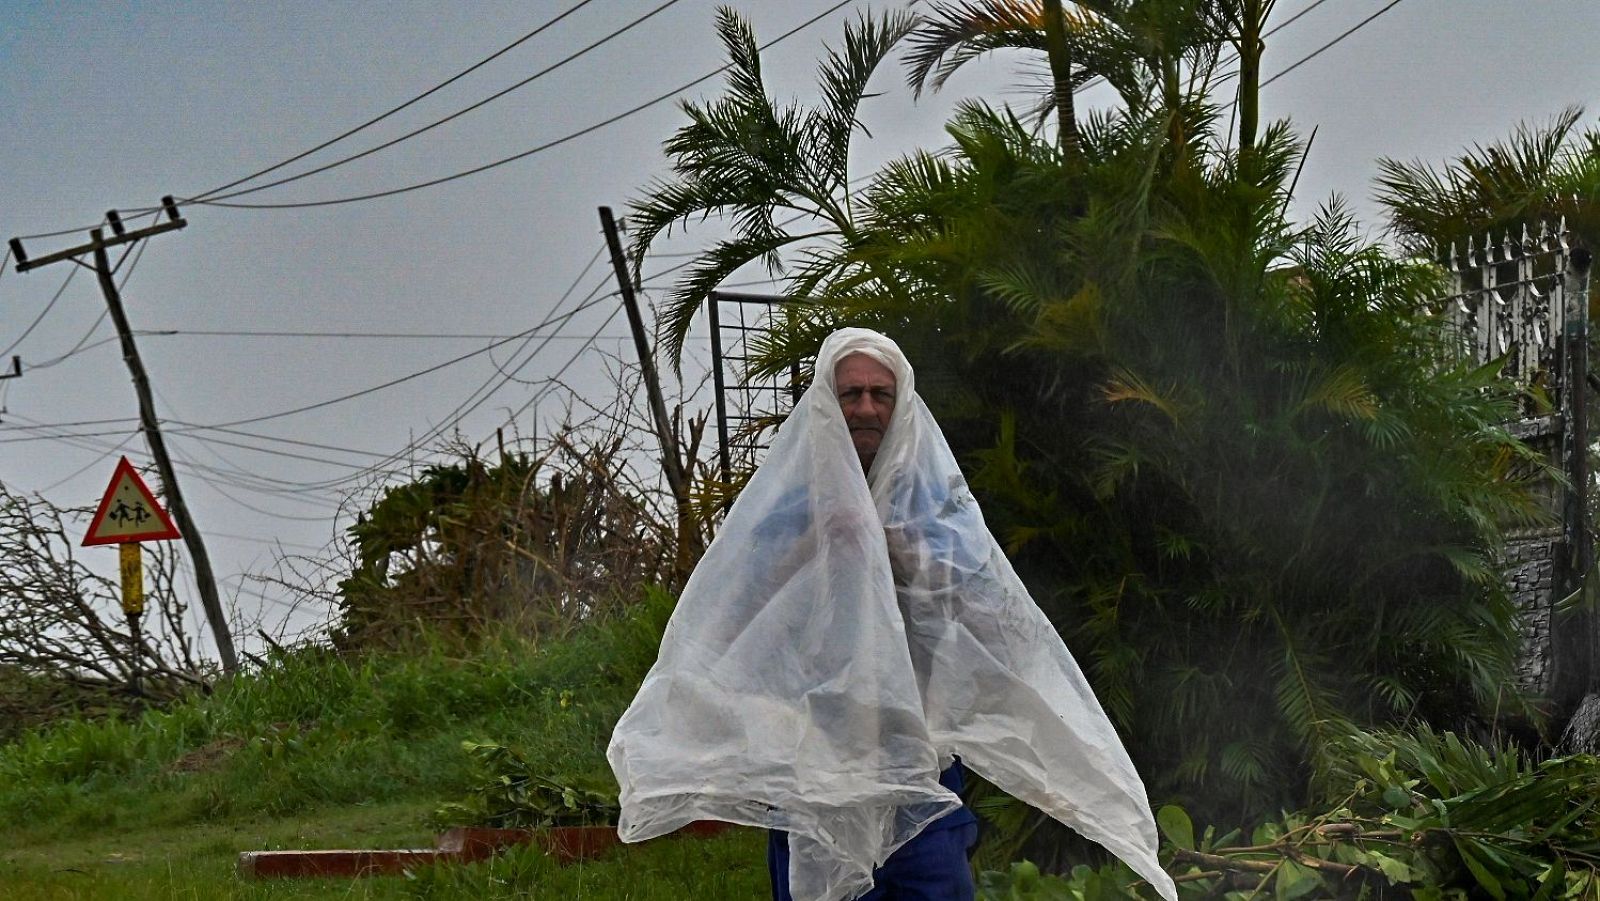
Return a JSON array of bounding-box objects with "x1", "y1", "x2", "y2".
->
[{"x1": 3, "y1": 0, "x2": 1598, "y2": 658}]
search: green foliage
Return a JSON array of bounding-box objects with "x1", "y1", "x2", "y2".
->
[
  {"x1": 0, "y1": 586, "x2": 675, "y2": 842},
  {"x1": 337, "y1": 442, "x2": 671, "y2": 648},
  {"x1": 0, "y1": 586, "x2": 729, "y2": 899},
  {"x1": 1024, "y1": 728, "x2": 1600, "y2": 899},
  {"x1": 977, "y1": 860, "x2": 1077, "y2": 900},
  {"x1": 432, "y1": 740, "x2": 619, "y2": 829}
]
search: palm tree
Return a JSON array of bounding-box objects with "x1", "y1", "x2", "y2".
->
[
  {"x1": 1376, "y1": 106, "x2": 1600, "y2": 256},
  {"x1": 901, "y1": 0, "x2": 1260, "y2": 158},
  {"x1": 626, "y1": 7, "x2": 916, "y2": 364},
  {"x1": 766, "y1": 107, "x2": 1543, "y2": 824}
]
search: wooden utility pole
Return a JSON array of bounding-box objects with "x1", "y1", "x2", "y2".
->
[
  {"x1": 598, "y1": 206, "x2": 696, "y2": 573},
  {"x1": 10, "y1": 198, "x2": 239, "y2": 673}
]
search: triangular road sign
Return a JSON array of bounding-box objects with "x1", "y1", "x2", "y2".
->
[{"x1": 83, "y1": 456, "x2": 182, "y2": 546}]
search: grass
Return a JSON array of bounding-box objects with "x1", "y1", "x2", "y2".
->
[
  {"x1": 0, "y1": 589, "x2": 773, "y2": 898},
  {"x1": 0, "y1": 799, "x2": 769, "y2": 900}
]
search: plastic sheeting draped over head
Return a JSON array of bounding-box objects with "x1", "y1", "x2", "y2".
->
[{"x1": 608, "y1": 328, "x2": 1175, "y2": 901}]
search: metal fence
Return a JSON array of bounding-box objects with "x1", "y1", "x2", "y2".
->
[
  {"x1": 706, "y1": 291, "x2": 802, "y2": 483},
  {"x1": 1438, "y1": 221, "x2": 1588, "y2": 417}
]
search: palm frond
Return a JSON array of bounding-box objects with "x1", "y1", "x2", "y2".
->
[
  {"x1": 657, "y1": 232, "x2": 807, "y2": 362},
  {"x1": 903, "y1": 1, "x2": 1047, "y2": 98},
  {"x1": 809, "y1": 11, "x2": 918, "y2": 187}
]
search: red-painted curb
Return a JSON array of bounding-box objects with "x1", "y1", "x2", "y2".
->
[{"x1": 237, "y1": 821, "x2": 738, "y2": 880}]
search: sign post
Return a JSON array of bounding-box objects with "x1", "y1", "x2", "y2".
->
[{"x1": 83, "y1": 457, "x2": 183, "y2": 695}]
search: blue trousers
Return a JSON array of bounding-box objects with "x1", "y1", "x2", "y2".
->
[{"x1": 767, "y1": 818, "x2": 978, "y2": 901}]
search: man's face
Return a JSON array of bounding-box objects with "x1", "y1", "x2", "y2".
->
[{"x1": 834, "y1": 352, "x2": 897, "y2": 472}]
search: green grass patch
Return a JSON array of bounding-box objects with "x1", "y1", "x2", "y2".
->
[{"x1": 0, "y1": 589, "x2": 686, "y2": 897}]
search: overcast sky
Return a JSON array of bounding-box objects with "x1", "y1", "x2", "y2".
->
[{"x1": 3, "y1": 0, "x2": 1598, "y2": 659}]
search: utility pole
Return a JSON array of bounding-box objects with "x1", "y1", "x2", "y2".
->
[
  {"x1": 10, "y1": 198, "x2": 239, "y2": 673},
  {"x1": 598, "y1": 206, "x2": 696, "y2": 574}
]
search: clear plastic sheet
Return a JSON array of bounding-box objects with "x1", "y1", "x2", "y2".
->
[{"x1": 609, "y1": 329, "x2": 1176, "y2": 901}]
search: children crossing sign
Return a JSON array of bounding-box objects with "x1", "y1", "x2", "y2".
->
[
  {"x1": 83, "y1": 457, "x2": 181, "y2": 618},
  {"x1": 83, "y1": 457, "x2": 182, "y2": 546}
]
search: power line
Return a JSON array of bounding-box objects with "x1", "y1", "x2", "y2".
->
[
  {"x1": 168, "y1": 421, "x2": 387, "y2": 459},
  {"x1": 272, "y1": 238, "x2": 698, "y2": 496},
  {"x1": 12, "y1": 217, "x2": 111, "y2": 243},
  {"x1": 207, "y1": 531, "x2": 329, "y2": 554},
  {"x1": 10, "y1": 412, "x2": 345, "y2": 503},
  {"x1": 502, "y1": 305, "x2": 627, "y2": 426},
  {"x1": 14, "y1": 249, "x2": 616, "y2": 505},
  {"x1": 157, "y1": 245, "x2": 616, "y2": 494},
  {"x1": 133, "y1": 328, "x2": 635, "y2": 341},
  {"x1": 0, "y1": 427, "x2": 140, "y2": 445},
  {"x1": 187, "y1": 0, "x2": 602, "y2": 202},
  {"x1": 1267, "y1": 0, "x2": 1338, "y2": 37},
  {"x1": 0, "y1": 261, "x2": 78, "y2": 358},
  {"x1": 183, "y1": 1, "x2": 857, "y2": 210},
  {"x1": 167, "y1": 430, "x2": 385, "y2": 469},
  {"x1": 294, "y1": 271, "x2": 618, "y2": 493},
  {"x1": 167, "y1": 447, "x2": 341, "y2": 523},
  {"x1": 0, "y1": 415, "x2": 139, "y2": 432},
  {"x1": 194, "y1": 0, "x2": 690, "y2": 205},
  {"x1": 1261, "y1": 0, "x2": 1407, "y2": 88},
  {"x1": 37, "y1": 431, "x2": 139, "y2": 494},
  {"x1": 174, "y1": 290, "x2": 615, "y2": 430}
]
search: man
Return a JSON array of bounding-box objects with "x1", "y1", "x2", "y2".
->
[
  {"x1": 609, "y1": 329, "x2": 1175, "y2": 901},
  {"x1": 763, "y1": 349, "x2": 979, "y2": 899}
]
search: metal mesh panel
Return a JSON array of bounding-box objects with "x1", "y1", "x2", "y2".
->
[{"x1": 707, "y1": 291, "x2": 804, "y2": 480}]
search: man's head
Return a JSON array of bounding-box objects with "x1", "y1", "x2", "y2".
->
[{"x1": 834, "y1": 352, "x2": 898, "y2": 473}]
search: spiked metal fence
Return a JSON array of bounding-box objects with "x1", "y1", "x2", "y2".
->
[{"x1": 1439, "y1": 221, "x2": 1594, "y2": 705}]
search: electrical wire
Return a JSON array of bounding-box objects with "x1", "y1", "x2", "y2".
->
[
  {"x1": 186, "y1": 0, "x2": 602, "y2": 203},
  {"x1": 166, "y1": 446, "x2": 341, "y2": 522},
  {"x1": 166, "y1": 431, "x2": 386, "y2": 469},
  {"x1": 10, "y1": 412, "x2": 342, "y2": 503},
  {"x1": 502, "y1": 305, "x2": 626, "y2": 426},
  {"x1": 0, "y1": 415, "x2": 139, "y2": 432},
  {"x1": 206, "y1": 531, "x2": 328, "y2": 554},
  {"x1": 0, "y1": 427, "x2": 139, "y2": 445},
  {"x1": 1261, "y1": 0, "x2": 1407, "y2": 88},
  {"x1": 11, "y1": 216, "x2": 111, "y2": 243},
  {"x1": 15, "y1": 260, "x2": 617, "y2": 506},
  {"x1": 29, "y1": 332, "x2": 118, "y2": 369},
  {"x1": 184, "y1": 1, "x2": 857, "y2": 210},
  {"x1": 36, "y1": 431, "x2": 139, "y2": 494},
  {"x1": 157, "y1": 244, "x2": 616, "y2": 494},
  {"x1": 284, "y1": 273, "x2": 617, "y2": 493},
  {"x1": 171, "y1": 291, "x2": 614, "y2": 430},
  {"x1": 167, "y1": 422, "x2": 387, "y2": 459},
  {"x1": 0, "y1": 262, "x2": 78, "y2": 358},
  {"x1": 134, "y1": 328, "x2": 634, "y2": 341},
  {"x1": 193, "y1": 0, "x2": 689, "y2": 205}
]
